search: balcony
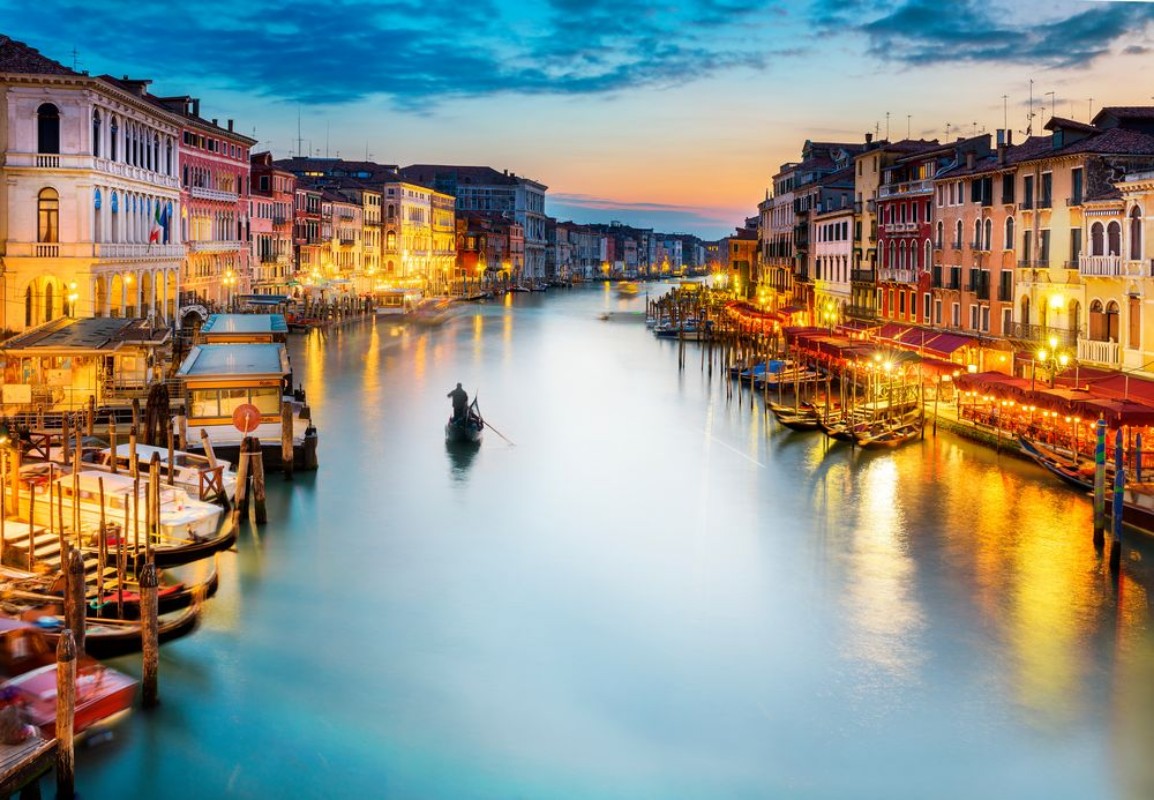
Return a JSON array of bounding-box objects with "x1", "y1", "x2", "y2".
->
[
  {"x1": 883, "y1": 222, "x2": 919, "y2": 234},
  {"x1": 190, "y1": 186, "x2": 239, "y2": 203},
  {"x1": 879, "y1": 268, "x2": 916, "y2": 284},
  {"x1": 1008, "y1": 323, "x2": 1077, "y2": 348},
  {"x1": 971, "y1": 240, "x2": 991, "y2": 253},
  {"x1": 188, "y1": 240, "x2": 243, "y2": 253},
  {"x1": 878, "y1": 179, "x2": 933, "y2": 198},
  {"x1": 950, "y1": 240, "x2": 963, "y2": 250},
  {"x1": 1066, "y1": 196, "x2": 1083, "y2": 207},
  {"x1": 1078, "y1": 339, "x2": 1121, "y2": 367},
  {"x1": 34, "y1": 243, "x2": 59, "y2": 257},
  {"x1": 96, "y1": 242, "x2": 183, "y2": 260},
  {"x1": 1018, "y1": 201, "x2": 1035, "y2": 212},
  {"x1": 1017, "y1": 259, "x2": 1048, "y2": 269},
  {"x1": 1038, "y1": 197, "x2": 1052, "y2": 209},
  {"x1": 850, "y1": 269, "x2": 875, "y2": 283},
  {"x1": 1078, "y1": 254, "x2": 1123, "y2": 276},
  {"x1": 272, "y1": 216, "x2": 289, "y2": 226},
  {"x1": 845, "y1": 304, "x2": 877, "y2": 320}
]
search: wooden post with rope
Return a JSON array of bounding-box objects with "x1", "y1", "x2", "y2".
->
[
  {"x1": 281, "y1": 401, "x2": 294, "y2": 480},
  {"x1": 251, "y1": 438, "x2": 267, "y2": 524},
  {"x1": 64, "y1": 547, "x2": 85, "y2": 656}
]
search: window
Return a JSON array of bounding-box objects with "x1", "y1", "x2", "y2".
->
[
  {"x1": 37, "y1": 188, "x2": 59, "y2": 243},
  {"x1": 1130, "y1": 207, "x2": 1142, "y2": 260},
  {"x1": 952, "y1": 302, "x2": 960, "y2": 327},
  {"x1": 1108, "y1": 221, "x2": 1121, "y2": 256},
  {"x1": 1022, "y1": 230, "x2": 1032, "y2": 262},
  {"x1": 36, "y1": 103, "x2": 61, "y2": 155},
  {"x1": 970, "y1": 305, "x2": 979, "y2": 330},
  {"x1": 1130, "y1": 295, "x2": 1141, "y2": 349},
  {"x1": 1071, "y1": 168, "x2": 1083, "y2": 205},
  {"x1": 935, "y1": 298, "x2": 943, "y2": 324},
  {"x1": 936, "y1": 221, "x2": 944, "y2": 248},
  {"x1": 1070, "y1": 228, "x2": 1082, "y2": 264},
  {"x1": 923, "y1": 293, "x2": 931, "y2": 319},
  {"x1": 1091, "y1": 222, "x2": 1105, "y2": 256},
  {"x1": 1040, "y1": 230, "x2": 1050, "y2": 262},
  {"x1": 1041, "y1": 173, "x2": 1052, "y2": 208},
  {"x1": 1002, "y1": 174, "x2": 1015, "y2": 205},
  {"x1": 92, "y1": 109, "x2": 101, "y2": 157},
  {"x1": 981, "y1": 306, "x2": 990, "y2": 332},
  {"x1": 110, "y1": 116, "x2": 118, "y2": 161},
  {"x1": 1002, "y1": 308, "x2": 1012, "y2": 335},
  {"x1": 1023, "y1": 175, "x2": 1034, "y2": 208},
  {"x1": 954, "y1": 220, "x2": 963, "y2": 248}
]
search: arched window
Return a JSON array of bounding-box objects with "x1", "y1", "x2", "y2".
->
[
  {"x1": 983, "y1": 219, "x2": 993, "y2": 251},
  {"x1": 152, "y1": 133, "x2": 160, "y2": 172},
  {"x1": 110, "y1": 116, "x2": 119, "y2": 161},
  {"x1": 1005, "y1": 217, "x2": 1015, "y2": 250},
  {"x1": 92, "y1": 109, "x2": 101, "y2": 158},
  {"x1": 166, "y1": 139, "x2": 173, "y2": 175},
  {"x1": 44, "y1": 283, "x2": 54, "y2": 322},
  {"x1": 37, "y1": 188, "x2": 59, "y2": 243},
  {"x1": 924, "y1": 240, "x2": 932, "y2": 270},
  {"x1": 386, "y1": 231, "x2": 396, "y2": 250},
  {"x1": 94, "y1": 188, "x2": 103, "y2": 243},
  {"x1": 954, "y1": 220, "x2": 963, "y2": 249},
  {"x1": 1107, "y1": 221, "x2": 1121, "y2": 256},
  {"x1": 36, "y1": 103, "x2": 60, "y2": 154},
  {"x1": 24, "y1": 286, "x2": 33, "y2": 328},
  {"x1": 1130, "y1": 207, "x2": 1142, "y2": 261},
  {"x1": 1091, "y1": 222, "x2": 1104, "y2": 256},
  {"x1": 936, "y1": 221, "x2": 943, "y2": 248},
  {"x1": 1105, "y1": 300, "x2": 1121, "y2": 343},
  {"x1": 973, "y1": 219, "x2": 982, "y2": 248},
  {"x1": 888, "y1": 240, "x2": 895, "y2": 271}
]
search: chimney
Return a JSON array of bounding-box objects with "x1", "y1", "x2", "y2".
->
[
  {"x1": 996, "y1": 129, "x2": 1005, "y2": 146},
  {"x1": 212, "y1": 118, "x2": 218, "y2": 127},
  {"x1": 997, "y1": 143, "x2": 1006, "y2": 165},
  {"x1": 1007, "y1": 130, "x2": 1013, "y2": 146},
  {"x1": 192, "y1": 99, "x2": 200, "y2": 117},
  {"x1": 966, "y1": 152, "x2": 975, "y2": 170},
  {"x1": 227, "y1": 119, "x2": 234, "y2": 132},
  {"x1": 865, "y1": 132, "x2": 873, "y2": 145}
]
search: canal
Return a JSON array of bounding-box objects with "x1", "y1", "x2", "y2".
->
[{"x1": 77, "y1": 284, "x2": 1153, "y2": 799}]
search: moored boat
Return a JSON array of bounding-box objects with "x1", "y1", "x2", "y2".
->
[{"x1": 90, "y1": 443, "x2": 237, "y2": 505}]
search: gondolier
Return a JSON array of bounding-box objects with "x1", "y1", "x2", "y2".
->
[{"x1": 448, "y1": 383, "x2": 469, "y2": 421}]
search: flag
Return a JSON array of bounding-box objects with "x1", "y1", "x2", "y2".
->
[
  {"x1": 148, "y1": 202, "x2": 162, "y2": 246},
  {"x1": 160, "y1": 203, "x2": 170, "y2": 244}
]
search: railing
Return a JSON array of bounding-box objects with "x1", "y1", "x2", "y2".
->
[
  {"x1": 34, "y1": 243, "x2": 59, "y2": 257},
  {"x1": 850, "y1": 269, "x2": 875, "y2": 283},
  {"x1": 1077, "y1": 339, "x2": 1121, "y2": 366},
  {"x1": 94, "y1": 158, "x2": 180, "y2": 189},
  {"x1": 1017, "y1": 259, "x2": 1048, "y2": 268},
  {"x1": 974, "y1": 282, "x2": 990, "y2": 300},
  {"x1": 883, "y1": 222, "x2": 919, "y2": 234},
  {"x1": 1038, "y1": 197, "x2": 1052, "y2": 209},
  {"x1": 188, "y1": 240, "x2": 243, "y2": 253},
  {"x1": 951, "y1": 240, "x2": 963, "y2": 250},
  {"x1": 96, "y1": 242, "x2": 184, "y2": 259},
  {"x1": 1009, "y1": 323, "x2": 1077, "y2": 348},
  {"x1": 1066, "y1": 196, "x2": 1083, "y2": 207},
  {"x1": 36, "y1": 154, "x2": 60, "y2": 168},
  {"x1": 272, "y1": 216, "x2": 288, "y2": 226},
  {"x1": 879, "y1": 268, "x2": 916, "y2": 284},
  {"x1": 1079, "y1": 254, "x2": 1123, "y2": 276},
  {"x1": 845, "y1": 304, "x2": 877, "y2": 319},
  {"x1": 1018, "y1": 201, "x2": 1035, "y2": 211},
  {"x1": 190, "y1": 186, "x2": 239, "y2": 203},
  {"x1": 878, "y1": 179, "x2": 933, "y2": 198}
]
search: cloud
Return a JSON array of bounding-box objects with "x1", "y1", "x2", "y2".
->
[
  {"x1": 852, "y1": 0, "x2": 1154, "y2": 68},
  {"x1": 547, "y1": 193, "x2": 742, "y2": 239},
  {"x1": 0, "y1": 0, "x2": 780, "y2": 107}
]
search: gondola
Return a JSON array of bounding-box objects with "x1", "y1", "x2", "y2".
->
[
  {"x1": 1017, "y1": 436, "x2": 1096, "y2": 491},
  {"x1": 445, "y1": 399, "x2": 484, "y2": 444}
]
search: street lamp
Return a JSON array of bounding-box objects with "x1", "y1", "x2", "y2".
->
[
  {"x1": 222, "y1": 270, "x2": 237, "y2": 311},
  {"x1": 1034, "y1": 335, "x2": 1071, "y2": 388},
  {"x1": 67, "y1": 282, "x2": 79, "y2": 318}
]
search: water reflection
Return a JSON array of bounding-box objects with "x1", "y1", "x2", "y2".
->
[{"x1": 445, "y1": 439, "x2": 480, "y2": 481}]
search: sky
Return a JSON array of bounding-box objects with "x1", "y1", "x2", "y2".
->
[{"x1": 4, "y1": 0, "x2": 1154, "y2": 240}]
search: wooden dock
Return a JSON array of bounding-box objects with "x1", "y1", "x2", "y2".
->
[{"x1": 0, "y1": 738, "x2": 56, "y2": 798}]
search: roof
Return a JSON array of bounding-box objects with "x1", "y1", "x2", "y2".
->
[
  {"x1": 176, "y1": 344, "x2": 289, "y2": 378},
  {"x1": 200, "y1": 314, "x2": 288, "y2": 337},
  {"x1": 0, "y1": 317, "x2": 167, "y2": 354},
  {"x1": 0, "y1": 35, "x2": 78, "y2": 76},
  {"x1": 399, "y1": 164, "x2": 523, "y2": 187}
]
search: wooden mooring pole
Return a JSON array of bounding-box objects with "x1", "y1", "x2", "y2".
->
[
  {"x1": 232, "y1": 437, "x2": 252, "y2": 524},
  {"x1": 1093, "y1": 418, "x2": 1107, "y2": 549},
  {"x1": 1110, "y1": 428, "x2": 1124, "y2": 574},
  {"x1": 281, "y1": 401, "x2": 294, "y2": 480},
  {"x1": 251, "y1": 438, "x2": 267, "y2": 524},
  {"x1": 54, "y1": 630, "x2": 76, "y2": 800},
  {"x1": 140, "y1": 561, "x2": 160, "y2": 708},
  {"x1": 64, "y1": 547, "x2": 85, "y2": 656}
]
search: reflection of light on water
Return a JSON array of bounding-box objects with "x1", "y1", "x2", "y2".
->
[
  {"x1": 362, "y1": 321, "x2": 380, "y2": 392},
  {"x1": 303, "y1": 329, "x2": 325, "y2": 405},
  {"x1": 413, "y1": 336, "x2": 428, "y2": 379},
  {"x1": 842, "y1": 456, "x2": 926, "y2": 680}
]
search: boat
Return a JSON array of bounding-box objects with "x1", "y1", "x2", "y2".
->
[
  {"x1": 15, "y1": 605, "x2": 202, "y2": 659},
  {"x1": 408, "y1": 297, "x2": 455, "y2": 326},
  {"x1": 1017, "y1": 437, "x2": 1096, "y2": 491},
  {"x1": 372, "y1": 288, "x2": 423, "y2": 316},
  {"x1": 755, "y1": 368, "x2": 824, "y2": 391},
  {"x1": 88, "y1": 443, "x2": 237, "y2": 505},
  {"x1": 445, "y1": 399, "x2": 484, "y2": 445},
  {"x1": 0, "y1": 617, "x2": 138, "y2": 740},
  {"x1": 18, "y1": 469, "x2": 234, "y2": 568},
  {"x1": 854, "y1": 412, "x2": 924, "y2": 448},
  {"x1": 774, "y1": 410, "x2": 822, "y2": 432},
  {"x1": 654, "y1": 320, "x2": 709, "y2": 341},
  {"x1": 617, "y1": 281, "x2": 640, "y2": 296}
]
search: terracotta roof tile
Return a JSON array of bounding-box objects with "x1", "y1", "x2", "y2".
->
[{"x1": 0, "y1": 35, "x2": 78, "y2": 76}]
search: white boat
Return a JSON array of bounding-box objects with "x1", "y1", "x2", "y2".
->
[
  {"x1": 373, "y1": 288, "x2": 423, "y2": 315},
  {"x1": 91, "y1": 443, "x2": 237, "y2": 504},
  {"x1": 19, "y1": 469, "x2": 225, "y2": 550}
]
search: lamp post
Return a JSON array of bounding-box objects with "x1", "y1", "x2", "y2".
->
[
  {"x1": 1035, "y1": 335, "x2": 1071, "y2": 388},
  {"x1": 222, "y1": 271, "x2": 237, "y2": 312}
]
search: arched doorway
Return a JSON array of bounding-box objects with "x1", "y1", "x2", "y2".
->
[
  {"x1": 109, "y1": 274, "x2": 124, "y2": 318},
  {"x1": 140, "y1": 271, "x2": 153, "y2": 319}
]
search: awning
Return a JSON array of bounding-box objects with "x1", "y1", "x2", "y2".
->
[
  {"x1": 1086, "y1": 372, "x2": 1154, "y2": 405},
  {"x1": 778, "y1": 305, "x2": 806, "y2": 315},
  {"x1": 954, "y1": 370, "x2": 1033, "y2": 400},
  {"x1": 878, "y1": 323, "x2": 910, "y2": 341},
  {"x1": 836, "y1": 319, "x2": 879, "y2": 332},
  {"x1": 1079, "y1": 397, "x2": 1154, "y2": 427},
  {"x1": 923, "y1": 333, "x2": 976, "y2": 358}
]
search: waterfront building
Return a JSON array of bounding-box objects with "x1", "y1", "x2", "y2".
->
[
  {"x1": 148, "y1": 94, "x2": 255, "y2": 322},
  {"x1": 878, "y1": 136, "x2": 990, "y2": 327},
  {"x1": 293, "y1": 185, "x2": 323, "y2": 292},
  {"x1": 759, "y1": 171, "x2": 795, "y2": 310},
  {"x1": 0, "y1": 36, "x2": 183, "y2": 333},
  {"x1": 724, "y1": 224, "x2": 758, "y2": 297},
  {"x1": 323, "y1": 190, "x2": 362, "y2": 293},
  {"x1": 249, "y1": 152, "x2": 297, "y2": 297},
  {"x1": 456, "y1": 212, "x2": 523, "y2": 290},
  {"x1": 399, "y1": 165, "x2": 547, "y2": 281},
  {"x1": 544, "y1": 218, "x2": 572, "y2": 282},
  {"x1": 1006, "y1": 109, "x2": 1154, "y2": 375},
  {"x1": 813, "y1": 201, "x2": 853, "y2": 326}
]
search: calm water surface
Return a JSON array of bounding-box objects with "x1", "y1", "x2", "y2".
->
[{"x1": 75, "y1": 284, "x2": 1154, "y2": 799}]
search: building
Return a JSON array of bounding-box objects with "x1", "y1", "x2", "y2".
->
[
  {"x1": 0, "y1": 36, "x2": 183, "y2": 333},
  {"x1": 399, "y1": 165, "x2": 547, "y2": 280},
  {"x1": 249, "y1": 152, "x2": 296, "y2": 296}
]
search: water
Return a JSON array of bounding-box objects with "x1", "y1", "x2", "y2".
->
[{"x1": 74, "y1": 284, "x2": 1154, "y2": 799}]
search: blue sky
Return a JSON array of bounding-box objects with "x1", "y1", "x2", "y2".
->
[{"x1": 4, "y1": 0, "x2": 1154, "y2": 239}]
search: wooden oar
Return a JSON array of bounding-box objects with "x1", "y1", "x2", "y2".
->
[{"x1": 472, "y1": 392, "x2": 515, "y2": 446}]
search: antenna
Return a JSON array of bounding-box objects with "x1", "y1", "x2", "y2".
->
[
  {"x1": 325, "y1": 121, "x2": 330, "y2": 158},
  {"x1": 906, "y1": 114, "x2": 911, "y2": 139},
  {"x1": 1024, "y1": 79, "x2": 1035, "y2": 136},
  {"x1": 945, "y1": 121, "x2": 951, "y2": 138},
  {"x1": 885, "y1": 111, "x2": 890, "y2": 139},
  {"x1": 71, "y1": 47, "x2": 79, "y2": 71},
  {"x1": 1089, "y1": 97, "x2": 1094, "y2": 121},
  {"x1": 1044, "y1": 90, "x2": 1055, "y2": 121},
  {"x1": 296, "y1": 108, "x2": 304, "y2": 158},
  {"x1": 1002, "y1": 94, "x2": 1008, "y2": 131}
]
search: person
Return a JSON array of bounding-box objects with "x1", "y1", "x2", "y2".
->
[{"x1": 447, "y1": 383, "x2": 468, "y2": 421}]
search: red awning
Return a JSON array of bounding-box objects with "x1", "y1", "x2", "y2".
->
[
  {"x1": 779, "y1": 304, "x2": 806, "y2": 315},
  {"x1": 1085, "y1": 372, "x2": 1154, "y2": 405},
  {"x1": 923, "y1": 333, "x2": 976, "y2": 357},
  {"x1": 878, "y1": 323, "x2": 910, "y2": 341},
  {"x1": 954, "y1": 370, "x2": 1033, "y2": 399},
  {"x1": 1079, "y1": 397, "x2": 1154, "y2": 427}
]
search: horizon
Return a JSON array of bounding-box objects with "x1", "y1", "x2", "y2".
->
[{"x1": 3, "y1": 0, "x2": 1153, "y2": 240}]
